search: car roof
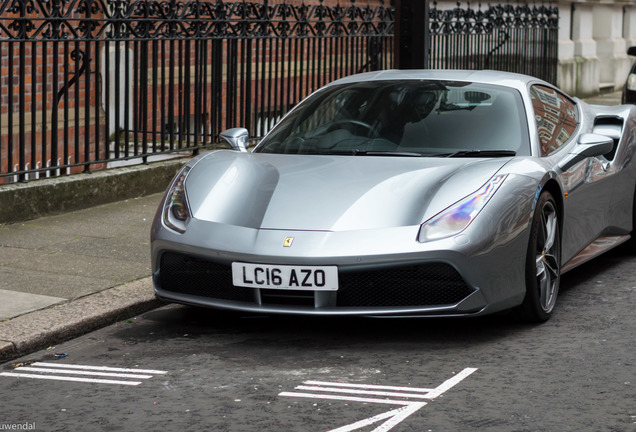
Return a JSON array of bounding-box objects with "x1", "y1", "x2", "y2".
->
[{"x1": 327, "y1": 69, "x2": 550, "y2": 93}]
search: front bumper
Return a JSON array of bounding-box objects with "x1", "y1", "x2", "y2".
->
[
  {"x1": 153, "y1": 250, "x2": 490, "y2": 317},
  {"x1": 151, "y1": 213, "x2": 530, "y2": 317}
]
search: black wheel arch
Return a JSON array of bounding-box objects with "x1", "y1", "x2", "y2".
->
[
  {"x1": 516, "y1": 184, "x2": 563, "y2": 322},
  {"x1": 538, "y1": 179, "x2": 564, "y2": 241}
]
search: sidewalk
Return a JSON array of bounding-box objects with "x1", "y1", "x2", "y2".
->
[
  {"x1": 0, "y1": 193, "x2": 166, "y2": 361},
  {"x1": 580, "y1": 89, "x2": 623, "y2": 106},
  {"x1": 0, "y1": 90, "x2": 625, "y2": 362}
]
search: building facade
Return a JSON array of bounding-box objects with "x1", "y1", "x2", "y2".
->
[{"x1": 557, "y1": 0, "x2": 636, "y2": 96}]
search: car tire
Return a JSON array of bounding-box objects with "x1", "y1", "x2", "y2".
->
[{"x1": 517, "y1": 191, "x2": 561, "y2": 323}]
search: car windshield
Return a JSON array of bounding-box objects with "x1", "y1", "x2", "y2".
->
[{"x1": 254, "y1": 80, "x2": 530, "y2": 157}]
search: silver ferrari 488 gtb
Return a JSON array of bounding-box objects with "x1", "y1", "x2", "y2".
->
[{"x1": 151, "y1": 70, "x2": 636, "y2": 322}]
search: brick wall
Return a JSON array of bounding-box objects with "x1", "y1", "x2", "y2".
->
[{"x1": 0, "y1": 0, "x2": 391, "y2": 184}]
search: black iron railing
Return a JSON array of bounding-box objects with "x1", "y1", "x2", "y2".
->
[
  {"x1": 0, "y1": 0, "x2": 557, "y2": 183},
  {"x1": 430, "y1": 1, "x2": 559, "y2": 83},
  {"x1": 0, "y1": 0, "x2": 394, "y2": 183}
]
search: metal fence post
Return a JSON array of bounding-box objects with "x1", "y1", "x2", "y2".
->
[{"x1": 393, "y1": 0, "x2": 429, "y2": 69}]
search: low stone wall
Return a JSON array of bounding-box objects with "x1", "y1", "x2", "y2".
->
[{"x1": 0, "y1": 158, "x2": 187, "y2": 224}]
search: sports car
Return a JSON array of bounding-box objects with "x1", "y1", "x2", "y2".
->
[{"x1": 151, "y1": 69, "x2": 636, "y2": 322}]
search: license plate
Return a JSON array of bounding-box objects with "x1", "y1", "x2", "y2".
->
[{"x1": 231, "y1": 262, "x2": 338, "y2": 291}]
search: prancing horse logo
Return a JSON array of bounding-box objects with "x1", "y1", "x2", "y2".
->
[{"x1": 283, "y1": 237, "x2": 294, "y2": 247}]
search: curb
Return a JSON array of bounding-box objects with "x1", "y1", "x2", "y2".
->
[{"x1": 0, "y1": 278, "x2": 162, "y2": 362}]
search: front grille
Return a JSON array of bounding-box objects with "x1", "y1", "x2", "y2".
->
[
  {"x1": 337, "y1": 264, "x2": 472, "y2": 307},
  {"x1": 158, "y1": 252, "x2": 473, "y2": 308},
  {"x1": 260, "y1": 289, "x2": 314, "y2": 306},
  {"x1": 159, "y1": 252, "x2": 253, "y2": 302}
]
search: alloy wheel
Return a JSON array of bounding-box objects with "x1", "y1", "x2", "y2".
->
[{"x1": 535, "y1": 200, "x2": 560, "y2": 313}]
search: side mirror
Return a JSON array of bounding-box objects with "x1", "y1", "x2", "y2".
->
[
  {"x1": 219, "y1": 128, "x2": 250, "y2": 152},
  {"x1": 558, "y1": 133, "x2": 614, "y2": 172},
  {"x1": 628, "y1": 46, "x2": 636, "y2": 56}
]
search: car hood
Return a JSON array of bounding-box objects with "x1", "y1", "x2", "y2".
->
[{"x1": 185, "y1": 151, "x2": 511, "y2": 231}]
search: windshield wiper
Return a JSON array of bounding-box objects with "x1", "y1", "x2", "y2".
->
[
  {"x1": 362, "y1": 151, "x2": 422, "y2": 157},
  {"x1": 438, "y1": 149, "x2": 517, "y2": 158},
  {"x1": 314, "y1": 150, "x2": 422, "y2": 157}
]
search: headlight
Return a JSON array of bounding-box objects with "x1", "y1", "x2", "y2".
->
[
  {"x1": 162, "y1": 166, "x2": 192, "y2": 233},
  {"x1": 628, "y1": 74, "x2": 636, "y2": 91},
  {"x1": 418, "y1": 174, "x2": 507, "y2": 242}
]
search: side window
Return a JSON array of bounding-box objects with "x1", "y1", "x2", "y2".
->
[{"x1": 530, "y1": 85, "x2": 579, "y2": 156}]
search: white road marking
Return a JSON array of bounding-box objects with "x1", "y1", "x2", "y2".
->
[
  {"x1": 295, "y1": 385, "x2": 430, "y2": 399},
  {"x1": 304, "y1": 381, "x2": 433, "y2": 393},
  {"x1": 422, "y1": 367, "x2": 478, "y2": 399},
  {"x1": 32, "y1": 362, "x2": 168, "y2": 375},
  {"x1": 13, "y1": 367, "x2": 154, "y2": 379},
  {"x1": 278, "y1": 392, "x2": 414, "y2": 406},
  {"x1": 327, "y1": 403, "x2": 427, "y2": 432},
  {"x1": 0, "y1": 362, "x2": 168, "y2": 386},
  {"x1": 0, "y1": 372, "x2": 142, "y2": 386},
  {"x1": 280, "y1": 367, "x2": 477, "y2": 432}
]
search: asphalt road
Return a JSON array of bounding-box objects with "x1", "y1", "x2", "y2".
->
[{"x1": 1, "y1": 248, "x2": 635, "y2": 432}]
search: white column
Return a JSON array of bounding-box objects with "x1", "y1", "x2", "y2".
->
[
  {"x1": 593, "y1": 3, "x2": 628, "y2": 89},
  {"x1": 624, "y1": 4, "x2": 636, "y2": 83},
  {"x1": 557, "y1": 2, "x2": 576, "y2": 93},
  {"x1": 625, "y1": 5, "x2": 636, "y2": 89},
  {"x1": 625, "y1": 6, "x2": 636, "y2": 48},
  {"x1": 570, "y1": 2, "x2": 600, "y2": 96}
]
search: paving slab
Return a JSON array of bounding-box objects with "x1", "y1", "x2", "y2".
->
[
  {"x1": 0, "y1": 245, "x2": 34, "y2": 266},
  {"x1": 582, "y1": 90, "x2": 622, "y2": 106},
  {"x1": 42, "y1": 234, "x2": 152, "y2": 265},
  {"x1": 0, "y1": 266, "x2": 114, "y2": 299},
  {"x1": 0, "y1": 289, "x2": 66, "y2": 320}
]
